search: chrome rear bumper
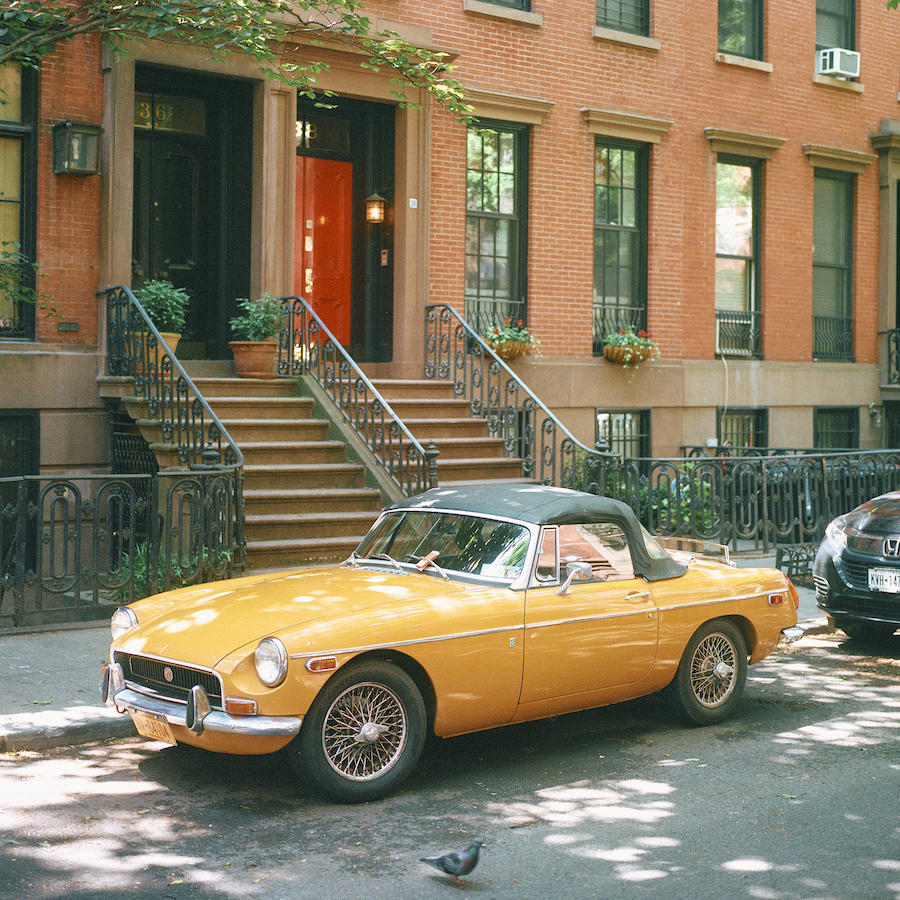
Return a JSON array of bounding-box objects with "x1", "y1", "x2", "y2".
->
[{"x1": 101, "y1": 663, "x2": 302, "y2": 738}]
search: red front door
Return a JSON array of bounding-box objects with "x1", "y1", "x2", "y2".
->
[{"x1": 294, "y1": 156, "x2": 353, "y2": 345}]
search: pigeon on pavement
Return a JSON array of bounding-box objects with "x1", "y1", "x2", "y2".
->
[{"x1": 421, "y1": 837, "x2": 485, "y2": 886}]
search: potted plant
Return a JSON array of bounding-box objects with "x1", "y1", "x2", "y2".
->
[
  {"x1": 602, "y1": 325, "x2": 659, "y2": 370},
  {"x1": 132, "y1": 279, "x2": 190, "y2": 363},
  {"x1": 228, "y1": 293, "x2": 283, "y2": 377},
  {"x1": 484, "y1": 316, "x2": 540, "y2": 360}
]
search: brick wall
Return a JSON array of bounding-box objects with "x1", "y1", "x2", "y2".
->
[
  {"x1": 35, "y1": 34, "x2": 104, "y2": 347},
  {"x1": 378, "y1": 0, "x2": 899, "y2": 364}
]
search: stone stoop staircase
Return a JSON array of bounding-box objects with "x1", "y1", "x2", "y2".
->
[
  {"x1": 122, "y1": 372, "x2": 528, "y2": 573},
  {"x1": 189, "y1": 376, "x2": 383, "y2": 571},
  {"x1": 368, "y1": 379, "x2": 527, "y2": 486}
]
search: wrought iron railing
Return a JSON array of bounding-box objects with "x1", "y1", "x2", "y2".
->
[
  {"x1": 276, "y1": 296, "x2": 438, "y2": 495},
  {"x1": 425, "y1": 304, "x2": 616, "y2": 490},
  {"x1": 813, "y1": 313, "x2": 853, "y2": 360},
  {"x1": 715, "y1": 308, "x2": 761, "y2": 357},
  {"x1": 0, "y1": 470, "x2": 236, "y2": 629},
  {"x1": 463, "y1": 296, "x2": 526, "y2": 339},
  {"x1": 603, "y1": 449, "x2": 900, "y2": 551}
]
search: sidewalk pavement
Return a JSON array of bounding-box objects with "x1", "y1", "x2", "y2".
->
[{"x1": 0, "y1": 568, "x2": 826, "y2": 755}]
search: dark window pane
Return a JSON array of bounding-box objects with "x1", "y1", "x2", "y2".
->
[{"x1": 596, "y1": 0, "x2": 649, "y2": 36}]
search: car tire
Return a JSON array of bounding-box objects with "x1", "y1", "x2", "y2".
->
[
  {"x1": 668, "y1": 619, "x2": 747, "y2": 725},
  {"x1": 839, "y1": 620, "x2": 898, "y2": 644},
  {"x1": 293, "y1": 659, "x2": 427, "y2": 803}
]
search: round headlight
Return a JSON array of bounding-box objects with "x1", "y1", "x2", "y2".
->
[
  {"x1": 254, "y1": 637, "x2": 289, "y2": 687},
  {"x1": 110, "y1": 607, "x2": 138, "y2": 641}
]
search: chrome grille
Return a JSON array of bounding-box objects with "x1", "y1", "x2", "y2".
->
[
  {"x1": 116, "y1": 652, "x2": 222, "y2": 707},
  {"x1": 813, "y1": 575, "x2": 830, "y2": 598}
]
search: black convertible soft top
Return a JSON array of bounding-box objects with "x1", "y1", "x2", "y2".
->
[{"x1": 389, "y1": 484, "x2": 687, "y2": 582}]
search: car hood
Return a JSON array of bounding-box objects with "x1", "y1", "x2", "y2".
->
[
  {"x1": 844, "y1": 491, "x2": 900, "y2": 535},
  {"x1": 115, "y1": 565, "x2": 467, "y2": 668}
]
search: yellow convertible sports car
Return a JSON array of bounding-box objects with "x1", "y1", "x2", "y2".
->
[{"x1": 102, "y1": 485, "x2": 798, "y2": 802}]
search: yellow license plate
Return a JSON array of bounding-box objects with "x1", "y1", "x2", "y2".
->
[{"x1": 129, "y1": 710, "x2": 177, "y2": 745}]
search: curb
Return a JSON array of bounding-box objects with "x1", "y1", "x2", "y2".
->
[{"x1": 0, "y1": 706, "x2": 135, "y2": 753}]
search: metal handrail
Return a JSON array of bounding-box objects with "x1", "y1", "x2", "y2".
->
[
  {"x1": 104, "y1": 284, "x2": 245, "y2": 568},
  {"x1": 424, "y1": 304, "x2": 616, "y2": 490},
  {"x1": 277, "y1": 296, "x2": 438, "y2": 495}
]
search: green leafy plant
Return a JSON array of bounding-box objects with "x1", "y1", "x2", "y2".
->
[
  {"x1": 105, "y1": 543, "x2": 232, "y2": 604},
  {"x1": 229, "y1": 293, "x2": 283, "y2": 342},
  {"x1": 0, "y1": 241, "x2": 61, "y2": 324},
  {"x1": 0, "y1": 1, "x2": 473, "y2": 124},
  {"x1": 133, "y1": 280, "x2": 189, "y2": 333},
  {"x1": 602, "y1": 324, "x2": 660, "y2": 372}
]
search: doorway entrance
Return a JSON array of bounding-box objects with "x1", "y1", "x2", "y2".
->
[
  {"x1": 132, "y1": 66, "x2": 253, "y2": 359},
  {"x1": 295, "y1": 97, "x2": 395, "y2": 362}
]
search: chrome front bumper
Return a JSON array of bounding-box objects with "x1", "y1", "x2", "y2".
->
[{"x1": 101, "y1": 662, "x2": 302, "y2": 739}]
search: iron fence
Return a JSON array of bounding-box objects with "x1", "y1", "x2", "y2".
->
[
  {"x1": 601, "y1": 449, "x2": 900, "y2": 551},
  {"x1": 425, "y1": 303, "x2": 616, "y2": 490},
  {"x1": 276, "y1": 296, "x2": 438, "y2": 495},
  {"x1": 0, "y1": 470, "x2": 237, "y2": 629}
]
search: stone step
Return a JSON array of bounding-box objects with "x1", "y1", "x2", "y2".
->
[
  {"x1": 370, "y1": 397, "x2": 472, "y2": 420},
  {"x1": 246, "y1": 535, "x2": 362, "y2": 569},
  {"x1": 241, "y1": 487, "x2": 383, "y2": 515},
  {"x1": 190, "y1": 377, "x2": 300, "y2": 399},
  {"x1": 244, "y1": 510, "x2": 378, "y2": 541},
  {"x1": 203, "y1": 397, "x2": 316, "y2": 420},
  {"x1": 239, "y1": 440, "x2": 350, "y2": 465},
  {"x1": 219, "y1": 418, "x2": 330, "y2": 442},
  {"x1": 434, "y1": 457, "x2": 526, "y2": 482},
  {"x1": 243, "y1": 463, "x2": 366, "y2": 491},
  {"x1": 369, "y1": 378, "x2": 458, "y2": 401},
  {"x1": 426, "y1": 436, "x2": 508, "y2": 460},
  {"x1": 404, "y1": 417, "x2": 492, "y2": 440}
]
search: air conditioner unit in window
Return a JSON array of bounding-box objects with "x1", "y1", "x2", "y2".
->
[
  {"x1": 715, "y1": 317, "x2": 754, "y2": 357},
  {"x1": 816, "y1": 48, "x2": 860, "y2": 79}
]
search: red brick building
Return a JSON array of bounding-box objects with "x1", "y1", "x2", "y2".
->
[{"x1": 4, "y1": 0, "x2": 900, "y2": 480}]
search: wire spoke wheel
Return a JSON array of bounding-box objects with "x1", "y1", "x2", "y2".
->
[
  {"x1": 295, "y1": 660, "x2": 427, "y2": 802},
  {"x1": 689, "y1": 633, "x2": 737, "y2": 708},
  {"x1": 322, "y1": 682, "x2": 407, "y2": 781},
  {"x1": 669, "y1": 619, "x2": 747, "y2": 725}
]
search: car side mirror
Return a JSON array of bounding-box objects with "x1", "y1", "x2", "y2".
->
[{"x1": 556, "y1": 560, "x2": 592, "y2": 595}]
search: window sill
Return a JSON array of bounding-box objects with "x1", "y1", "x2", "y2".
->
[
  {"x1": 714, "y1": 52, "x2": 772, "y2": 73},
  {"x1": 462, "y1": 0, "x2": 543, "y2": 26},
  {"x1": 591, "y1": 25, "x2": 660, "y2": 52},
  {"x1": 813, "y1": 73, "x2": 863, "y2": 94}
]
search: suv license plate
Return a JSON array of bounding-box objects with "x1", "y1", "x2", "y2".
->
[
  {"x1": 129, "y1": 710, "x2": 177, "y2": 745},
  {"x1": 868, "y1": 568, "x2": 900, "y2": 593}
]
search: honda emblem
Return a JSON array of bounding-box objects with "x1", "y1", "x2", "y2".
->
[{"x1": 883, "y1": 537, "x2": 900, "y2": 558}]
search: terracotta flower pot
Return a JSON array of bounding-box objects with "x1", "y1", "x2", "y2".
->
[
  {"x1": 229, "y1": 340, "x2": 279, "y2": 378},
  {"x1": 134, "y1": 332, "x2": 181, "y2": 374}
]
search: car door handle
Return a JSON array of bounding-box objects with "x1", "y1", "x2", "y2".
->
[{"x1": 626, "y1": 591, "x2": 651, "y2": 601}]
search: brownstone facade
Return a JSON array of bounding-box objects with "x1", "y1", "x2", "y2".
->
[{"x1": 4, "y1": 0, "x2": 900, "y2": 475}]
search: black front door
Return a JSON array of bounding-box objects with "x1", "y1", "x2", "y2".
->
[{"x1": 133, "y1": 67, "x2": 252, "y2": 358}]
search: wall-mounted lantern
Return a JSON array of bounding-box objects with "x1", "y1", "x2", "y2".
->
[
  {"x1": 52, "y1": 121, "x2": 103, "y2": 176},
  {"x1": 365, "y1": 192, "x2": 386, "y2": 224}
]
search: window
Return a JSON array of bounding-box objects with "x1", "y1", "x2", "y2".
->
[
  {"x1": 465, "y1": 121, "x2": 528, "y2": 335},
  {"x1": 813, "y1": 170, "x2": 853, "y2": 360},
  {"x1": 718, "y1": 0, "x2": 763, "y2": 60},
  {"x1": 596, "y1": 409, "x2": 651, "y2": 458},
  {"x1": 816, "y1": 0, "x2": 854, "y2": 50},
  {"x1": 718, "y1": 408, "x2": 768, "y2": 451},
  {"x1": 814, "y1": 407, "x2": 859, "y2": 449},
  {"x1": 715, "y1": 157, "x2": 760, "y2": 356},
  {"x1": 596, "y1": 0, "x2": 649, "y2": 37},
  {"x1": 0, "y1": 62, "x2": 37, "y2": 340},
  {"x1": 593, "y1": 140, "x2": 647, "y2": 353}
]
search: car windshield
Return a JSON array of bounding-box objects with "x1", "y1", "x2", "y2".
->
[{"x1": 355, "y1": 511, "x2": 532, "y2": 581}]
